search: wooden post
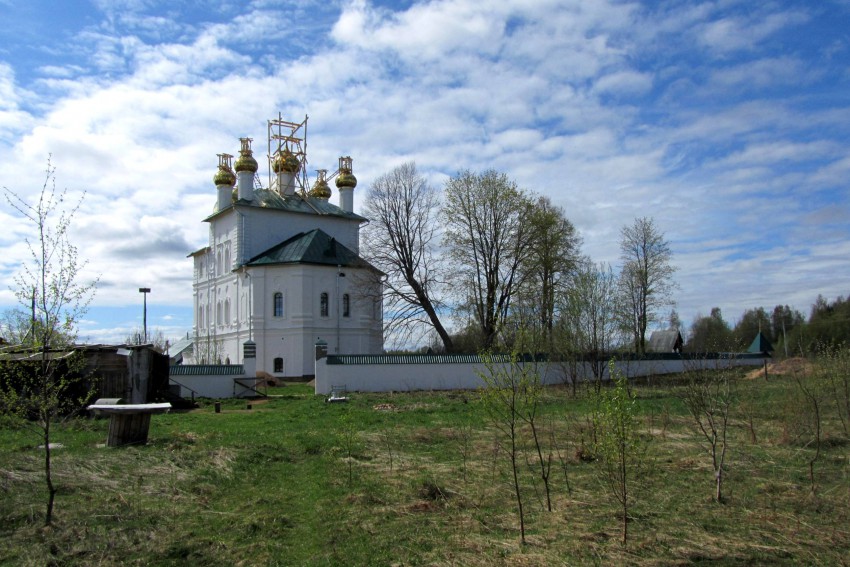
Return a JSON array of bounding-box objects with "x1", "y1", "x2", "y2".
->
[
  {"x1": 214, "y1": 402, "x2": 221, "y2": 413},
  {"x1": 107, "y1": 413, "x2": 152, "y2": 447}
]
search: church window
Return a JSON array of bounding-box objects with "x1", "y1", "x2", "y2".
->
[
  {"x1": 198, "y1": 305, "x2": 204, "y2": 329},
  {"x1": 273, "y1": 357, "x2": 283, "y2": 373},
  {"x1": 224, "y1": 299, "x2": 231, "y2": 326},
  {"x1": 273, "y1": 292, "x2": 283, "y2": 317},
  {"x1": 320, "y1": 292, "x2": 329, "y2": 317},
  {"x1": 343, "y1": 294, "x2": 350, "y2": 317},
  {"x1": 224, "y1": 245, "x2": 231, "y2": 271}
]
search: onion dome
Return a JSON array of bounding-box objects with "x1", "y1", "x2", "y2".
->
[
  {"x1": 335, "y1": 171, "x2": 357, "y2": 189},
  {"x1": 309, "y1": 178, "x2": 332, "y2": 200},
  {"x1": 234, "y1": 138, "x2": 259, "y2": 173},
  {"x1": 214, "y1": 165, "x2": 236, "y2": 187},
  {"x1": 336, "y1": 156, "x2": 356, "y2": 189},
  {"x1": 273, "y1": 148, "x2": 300, "y2": 174}
]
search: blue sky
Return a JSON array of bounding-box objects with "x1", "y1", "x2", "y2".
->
[{"x1": 0, "y1": 0, "x2": 848, "y2": 345}]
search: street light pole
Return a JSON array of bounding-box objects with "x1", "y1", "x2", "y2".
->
[{"x1": 139, "y1": 288, "x2": 151, "y2": 343}]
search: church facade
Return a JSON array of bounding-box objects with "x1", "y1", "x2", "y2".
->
[{"x1": 188, "y1": 116, "x2": 383, "y2": 379}]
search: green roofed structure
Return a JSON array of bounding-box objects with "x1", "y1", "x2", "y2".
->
[{"x1": 747, "y1": 332, "x2": 774, "y2": 355}]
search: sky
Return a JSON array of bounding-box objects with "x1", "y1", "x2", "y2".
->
[{"x1": 0, "y1": 0, "x2": 848, "y2": 346}]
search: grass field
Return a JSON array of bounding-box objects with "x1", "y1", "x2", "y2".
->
[{"x1": 1, "y1": 368, "x2": 848, "y2": 566}]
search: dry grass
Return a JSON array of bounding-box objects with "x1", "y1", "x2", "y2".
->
[{"x1": 1, "y1": 375, "x2": 849, "y2": 565}]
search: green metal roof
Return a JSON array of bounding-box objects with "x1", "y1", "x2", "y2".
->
[
  {"x1": 170, "y1": 365, "x2": 245, "y2": 376},
  {"x1": 747, "y1": 332, "x2": 774, "y2": 354},
  {"x1": 207, "y1": 188, "x2": 367, "y2": 223},
  {"x1": 247, "y1": 228, "x2": 377, "y2": 270}
]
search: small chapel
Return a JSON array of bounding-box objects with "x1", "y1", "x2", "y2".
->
[{"x1": 187, "y1": 115, "x2": 383, "y2": 379}]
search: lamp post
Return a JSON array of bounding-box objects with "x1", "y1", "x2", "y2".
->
[{"x1": 139, "y1": 288, "x2": 151, "y2": 344}]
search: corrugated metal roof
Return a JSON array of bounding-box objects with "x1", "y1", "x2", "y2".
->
[
  {"x1": 206, "y1": 189, "x2": 367, "y2": 223},
  {"x1": 247, "y1": 228, "x2": 377, "y2": 270},
  {"x1": 169, "y1": 364, "x2": 245, "y2": 375}
]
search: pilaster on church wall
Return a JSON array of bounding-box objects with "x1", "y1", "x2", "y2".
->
[{"x1": 290, "y1": 268, "x2": 313, "y2": 322}]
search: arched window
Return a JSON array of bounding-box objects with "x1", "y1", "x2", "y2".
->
[
  {"x1": 320, "y1": 292, "x2": 329, "y2": 317},
  {"x1": 273, "y1": 292, "x2": 283, "y2": 317},
  {"x1": 216, "y1": 302, "x2": 222, "y2": 326},
  {"x1": 273, "y1": 357, "x2": 283, "y2": 373},
  {"x1": 224, "y1": 299, "x2": 231, "y2": 326},
  {"x1": 224, "y1": 246, "x2": 231, "y2": 272},
  {"x1": 343, "y1": 294, "x2": 350, "y2": 317},
  {"x1": 198, "y1": 305, "x2": 204, "y2": 329}
]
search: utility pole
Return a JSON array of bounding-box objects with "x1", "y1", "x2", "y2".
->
[{"x1": 139, "y1": 288, "x2": 151, "y2": 343}]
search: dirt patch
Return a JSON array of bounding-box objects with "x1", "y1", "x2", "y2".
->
[{"x1": 745, "y1": 357, "x2": 812, "y2": 379}]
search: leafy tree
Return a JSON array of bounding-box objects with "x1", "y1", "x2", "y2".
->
[
  {"x1": 1, "y1": 307, "x2": 78, "y2": 347},
  {"x1": 558, "y1": 259, "x2": 619, "y2": 387},
  {"x1": 361, "y1": 163, "x2": 454, "y2": 351},
  {"x1": 733, "y1": 307, "x2": 772, "y2": 349},
  {"x1": 686, "y1": 308, "x2": 735, "y2": 352},
  {"x1": 444, "y1": 170, "x2": 533, "y2": 349},
  {"x1": 514, "y1": 196, "x2": 582, "y2": 345},
  {"x1": 0, "y1": 159, "x2": 98, "y2": 525},
  {"x1": 617, "y1": 217, "x2": 676, "y2": 354},
  {"x1": 771, "y1": 304, "x2": 804, "y2": 356},
  {"x1": 592, "y1": 369, "x2": 648, "y2": 546},
  {"x1": 668, "y1": 308, "x2": 682, "y2": 333},
  {"x1": 786, "y1": 295, "x2": 850, "y2": 354}
]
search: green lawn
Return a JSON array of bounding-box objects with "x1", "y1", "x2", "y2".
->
[{"x1": 1, "y1": 371, "x2": 848, "y2": 566}]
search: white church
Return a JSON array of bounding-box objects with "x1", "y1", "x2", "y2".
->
[{"x1": 186, "y1": 115, "x2": 383, "y2": 380}]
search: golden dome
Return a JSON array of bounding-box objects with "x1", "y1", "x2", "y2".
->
[
  {"x1": 214, "y1": 165, "x2": 236, "y2": 187},
  {"x1": 335, "y1": 171, "x2": 357, "y2": 189},
  {"x1": 234, "y1": 137, "x2": 258, "y2": 173},
  {"x1": 309, "y1": 178, "x2": 332, "y2": 200},
  {"x1": 273, "y1": 148, "x2": 300, "y2": 174},
  {"x1": 234, "y1": 153, "x2": 258, "y2": 173}
]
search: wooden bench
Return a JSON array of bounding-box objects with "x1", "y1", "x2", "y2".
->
[{"x1": 87, "y1": 401, "x2": 171, "y2": 447}]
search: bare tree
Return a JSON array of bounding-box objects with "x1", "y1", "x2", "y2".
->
[
  {"x1": 477, "y1": 349, "x2": 533, "y2": 544},
  {"x1": 124, "y1": 327, "x2": 169, "y2": 352},
  {"x1": 444, "y1": 170, "x2": 533, "y2": 349},
  {"x1": 361, "y1": 163, "x2": 454, "y2": 351},
  {"x1": 0, "y1": 159, "x2": 98, "y2": 525},
  {"x1": 193, "y1": 331, "x2": 224, "y2": 364},
  {"x1": 560, "y1": 259, "x2": 620, "y2": 387},
  {"x1": 681, "y1": 365, "x2": 734, "y2": 502},
  {"x1": 618, "y1": 217, "x2": 676, "y2": 355}
]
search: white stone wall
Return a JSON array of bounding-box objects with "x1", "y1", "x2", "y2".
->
[
  {"x1": 314, "y1": 356, "x2": 768, "y2": 395},
  {"x1": 170, "y1": 374, "x2": 258, "y2": 399}
]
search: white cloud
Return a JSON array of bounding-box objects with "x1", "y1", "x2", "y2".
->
[{"x1": 0, "y1": 0, "x2": 847, "y2": 342}]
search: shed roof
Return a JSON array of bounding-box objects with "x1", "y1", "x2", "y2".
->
[
  {"x1": 169, "y1": 365, "x2": 245, "y2": 376},
  {"x1": 647, "y1": 330, "x2": 684, "y2": 352}
]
